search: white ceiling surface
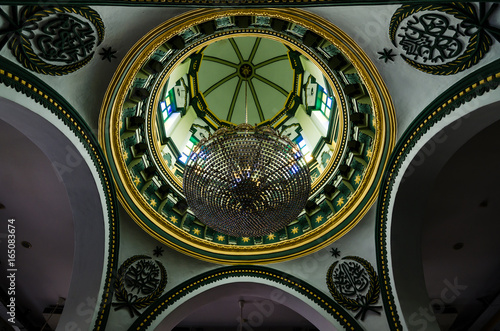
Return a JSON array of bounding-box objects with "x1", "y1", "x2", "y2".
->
[
  {"x1": 154, "y1": 281, "x2": 338, "y2": 330},
  {"x1": 272, "y1": 204, "x2": 389, "y2": 330},
  {"x1": 111, "y1": 202, "x2": 343, "y2": 330},
  {"x1": 0, "y1": 6, "x2": 190, "y2": 136},
  {"x1": 2, "y1": 5, "x2": 497, "y2": 152},
  {"x1": 104, "y1": 206, "x2": 218, "y2": 330},
  {"x1": 388, "y1": 100, "x2": 500, "y2": 331},
  {"x1": 0, "y1": 119, "x2": 74, "y2": 327}
]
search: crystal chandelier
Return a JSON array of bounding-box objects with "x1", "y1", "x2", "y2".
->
[{"x1": 183, "y1": 123, "x2": 311, "y2": 237}]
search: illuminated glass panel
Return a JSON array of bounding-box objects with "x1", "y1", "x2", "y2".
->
[
  {"x1": 179, "y1": 154, "x2": 188, "y2": 164},
  {"x1": 324, "y1": 107, "x2": 330, "y2": 119},
  {"x1": 179, "y1": 136, "x2": 199, "y2": 164},
  {"x1": 326, "y1": 97, "x2": 332, "y2": 109},
  {"x1": 160, "y1": 90, "x2": 176, "y2": 123},
  {"x1": 316, "y1": 86, "x2": 333, "y2": 120},
  {"x1": 295, "y1": 136, "x2": 313, "y2": 164}
]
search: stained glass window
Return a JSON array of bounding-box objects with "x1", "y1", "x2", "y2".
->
[
  {"x1": 316, "y1": 86, "x2": 333, "y2": 120},
  {"x1": 179, "y1": 136, "x2": 199, "y2": 164},
  {"x1": 160, "y1": 91, "x2": 175, "y2": 122},
  {"x1": 295, "y1": 136, "x2": 313, "y2": 163}
]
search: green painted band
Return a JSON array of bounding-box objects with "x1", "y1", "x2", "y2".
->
[{"x1": 375, "y1": 58, "x2": 500, "y2": 331}]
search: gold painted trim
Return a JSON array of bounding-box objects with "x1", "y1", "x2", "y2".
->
[
  {"x1": 377, "y1": 70, "x2": 500, "y2": 331},
  {"x1": 99, "y1": 8, "x2": 396, "y2": 264},
  {"x1": 149, "y1": 30, "x2": 347, "y2": 200}
]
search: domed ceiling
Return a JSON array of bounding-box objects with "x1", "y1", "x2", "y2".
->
[
  {"x1": 198, "y1": 36, "x2": 293, "y2": 125},
  {"x1": 99, "y1": 8, "x2": 396, "y2": 264}
]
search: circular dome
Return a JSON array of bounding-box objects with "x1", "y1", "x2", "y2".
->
[
  {"x1": 99, "y1": 9, "x2": 396, "y2": 264},
  {"x1": 195, "y1": 35, "x2": 296, "y2": 126},
  {"x1": 183, "y1": 124, "x2": 311, "y2": 237}
]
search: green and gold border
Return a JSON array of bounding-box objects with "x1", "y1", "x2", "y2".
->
[
  {"x1": 0, "y1": 0, "x2": 476, "y2": 7},
  {"x1": 129, "y1": 265, "x2": 363, "y2": 331},
  {"x1": 376, "y1": 59, "x2": 500, "y2": 330},
  {"x1": 100, "y1": 8, "x2": 396, "y2": 264},
  {"x1": 146, "y1": 29, "x2": 348, "y2": 203},
  {"x1": 0, "y1": 56, "x2": 119, "y2": 330}
]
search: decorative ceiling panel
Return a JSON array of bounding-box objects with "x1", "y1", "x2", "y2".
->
[{"x1": 99, "y1": 8, "x2": 396, "y2": 264}]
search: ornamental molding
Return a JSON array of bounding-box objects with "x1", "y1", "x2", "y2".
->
[
  {"x1": 99, "y1": 8, "x2": 396, "y2": 264},
  {"x1": 129, "y1": 265, "x2": 363, "y2": 331}
]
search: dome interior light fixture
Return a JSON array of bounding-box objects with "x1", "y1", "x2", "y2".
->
[
  {"x1": 101, "y1": 8, "x2": 397, "y2": 262},
  {"x1": 183, "y1": 81, "x2": 311, "y2": 237}
]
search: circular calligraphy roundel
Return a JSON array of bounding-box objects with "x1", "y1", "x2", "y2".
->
[
  {"x1": 113, "y1": 255, "x2": 167, "y2": 317},
  {"x1": 326, "y1": 256, "x2": 381, "y2": 320},
  {"x1": 7, "y1": 6, "x2": 104, "y2": 75},
  {"x1": 390, "y1": 3, "x2": 498, "y2": 75}
]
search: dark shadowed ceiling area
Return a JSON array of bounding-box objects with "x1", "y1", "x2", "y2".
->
[
  {"x1": 421, "y1": 105, "x2": 500, "y2": 330},
  {"x1": 0, "y1": 118, "x2": 74, "y2": 329}
]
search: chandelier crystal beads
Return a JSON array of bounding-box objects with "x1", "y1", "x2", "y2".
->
[{"x1": 183, "y1": 124, "x2": 311, "y2": 237}]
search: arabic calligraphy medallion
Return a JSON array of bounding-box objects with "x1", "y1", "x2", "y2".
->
[
  {"x1": 326, "y1": 256, "x2": 381, "y2": 320},
  {"x1": 1, "y1": 6, "x2": 104, "y2": 75},
  {"x1": 390, "y1": 3, "x2": 499, "y2": 75}
]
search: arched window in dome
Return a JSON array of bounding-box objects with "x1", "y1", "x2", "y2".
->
[
  {"x1": 178, "y1": 136, "x2": 199, "y2": 164},
  {"x1": 294, "y1": 134, "x2": 313, "y2": 164}
]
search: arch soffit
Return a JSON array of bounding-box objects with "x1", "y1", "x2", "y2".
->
[
  {"x1": 154, "y1": 282, "x2": 336, "y2": 330},
  {"x1": 130, "y1": 266, "x2": 363, "y2": 331},
  {"x1": 0, "y1": 57, "x2": 119, "y2": 330},
  {"x1": 376, "y1": 59, "x2": 500, "y2": 330}
]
